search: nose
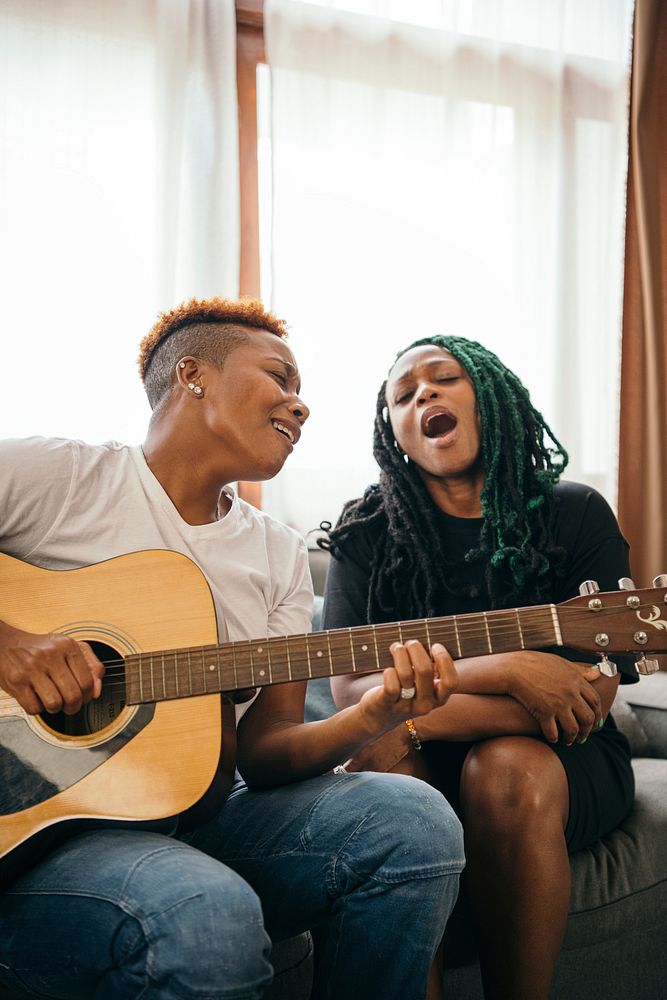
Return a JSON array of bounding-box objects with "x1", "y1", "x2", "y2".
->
[
  {"x1": 416, "y1": 383, "x2": 439, "y2": 405},
  {"x1": 288, "y1": 398, "x2": 310, "y2": 424}
]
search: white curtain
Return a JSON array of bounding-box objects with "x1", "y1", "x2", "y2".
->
[
  {"x1": 0, "y1": 0, "x2": 239, "y2": 444},
  {"x1": 262, "y1": 0, "x2": 634, "y2": 536}
]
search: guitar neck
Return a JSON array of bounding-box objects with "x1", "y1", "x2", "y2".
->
[{"x1": 124, "y1": 604, "x2": 562, "y2": 705}]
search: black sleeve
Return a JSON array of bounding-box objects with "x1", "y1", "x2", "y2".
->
[
  {"x1": 321, "y1": 531, "x2": 374, "y2": 631},
  {"x1": 553, "y1": 482, "x2": 631, "y2": 601},
  {"x1": 551, "y1": 482, "x2": 637, "y2": 682}
]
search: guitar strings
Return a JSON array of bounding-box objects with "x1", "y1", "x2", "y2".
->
[
  {"x1": 88, "y1": 610, "x2": 566, "y2": 677},
  {"x1": 77, "y1": 600, "x2": 657, "y2": 699},
  {"x1": 92, "y1": 600, "x2": 657, "y2": 677}
]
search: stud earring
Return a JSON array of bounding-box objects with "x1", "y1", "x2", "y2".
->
[
  {"x1": 193, "y1": 386, "x2": 203, "y2": 396},
  {"x1": 187, "y1": 382, "x2": 195, "y2": 390},
  {"x1": 179, "y1": 362, "x2": 186, "y2": 369}
]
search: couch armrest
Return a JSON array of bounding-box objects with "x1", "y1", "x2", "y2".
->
[{"x1": 615, "y1": 672, "x2": 667, "y2": 759}]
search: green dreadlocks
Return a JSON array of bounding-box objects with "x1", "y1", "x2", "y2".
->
[{"x1": 320, "y1": 335, "x2": 569, "y2": 620}]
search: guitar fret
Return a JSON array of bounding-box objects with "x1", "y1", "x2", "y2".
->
[
  {"x1": 348, "y1": 630, "x2": 357, "y2": 672},
  {"x1": 257, "y1": 640, "x2": 270, "y2": 682},
  {"x1": 424, "y1": 619, "x2": 432, "y2": 651},
  {"x1": 249, "y1": 641, "x2": 256, "y2": 685},
  {"x1": 305, "y1": 634, "x2": 312, "y2": 679},
  {"x1": 231, "y1": 643, "x2": 238, "y2": 689},
  {"x1": 326, "y1": 630, "x2": 334, "y2": 675},
  {"x1": 482, "y1": 612, "x2": 493, "y2": 653},
  {"x1": 452, "y1": 617, "x2": 462, "y2": 657},
  {"x1": 216, "y1": 647, "x2": 222, "y2": 690},
  {"x1": 203, "y1": 648, "x2": 216, "y2": 693},
  {"x1": 161, "y1": 651, "x2": 167, "y2": 698},
  {"x1": 186, "y1": 648, "x2": 193, "y2": 694},
  {"x1": 515, "y1": 609, "x2": 525, "y2": 649},
  {"x1": 371, "y1": 624, "x2": 380, "y2": 668},
  {"x1": 266, "y1": 640, "x2": 274, "y2": 683},
  {"x1": 311, "y1": 634, "x2": 326, "y2": 668},
  {"x1": 550, "y1": 605, "x2": 563, "y2": 645},
  {"x1": 252, "y1": 642, "x2": 267, "y2": 683},
  {"x1": 355, "y1": 628, "x2": 377, "y2": 670},
  {"x1": 174, "y1": 653, "x2": 179, "y2": 697},
  {"x1": 285, "y1": 637, "x2": 292, "y2": 681}
]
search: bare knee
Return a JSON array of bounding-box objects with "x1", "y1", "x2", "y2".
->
[{"x1": 460, "y1": 737, "x2": 568, "y2": 838}]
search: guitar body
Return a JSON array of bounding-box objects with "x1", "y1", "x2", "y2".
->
[{"x1": 0, "y1": 550, "x2": 236, "y2": 888}]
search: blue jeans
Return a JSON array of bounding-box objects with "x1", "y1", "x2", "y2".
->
[{"x1": 0, "y1": 772, "x2": 464, "y2": 999}]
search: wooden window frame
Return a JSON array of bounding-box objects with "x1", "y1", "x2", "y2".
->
[{"x1": 236, "y1": 2, "x2": 265, "y2": 508}]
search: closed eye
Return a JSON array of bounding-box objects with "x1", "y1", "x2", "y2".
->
[{"x1": 271, "y1": 371, "x2": 288, "y2": 386}]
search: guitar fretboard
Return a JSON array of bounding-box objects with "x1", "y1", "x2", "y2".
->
[{"x1": 124, "y1": 605, "x2": 563, "y2": 705}]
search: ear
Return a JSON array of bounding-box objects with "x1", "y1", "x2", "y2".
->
[
  {"x1": 175, "y1": 357, "x2": 199, "y2": 386},
  {"x1": 175, "y1": 357, "x2": 207, "y2": 397}
]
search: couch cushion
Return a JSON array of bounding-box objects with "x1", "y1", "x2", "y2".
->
[
  {"x1": 266, "y1": 933, "x2": 313, "y2": 1000},
  {"x1": 564, "y1": 757, "x2": 667, "y2": 947},
  {"x1": 616, "y1": 671, "x2": 667, "y2": 758}
]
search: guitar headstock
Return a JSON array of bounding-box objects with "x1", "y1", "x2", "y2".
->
[{"x1": 559, "y1": 577, "x2": 667, "y2": 668}]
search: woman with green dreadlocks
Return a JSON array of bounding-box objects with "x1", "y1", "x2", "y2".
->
[{"x1": 321, "y1": 335, "x2": 635, "y2": 1000}]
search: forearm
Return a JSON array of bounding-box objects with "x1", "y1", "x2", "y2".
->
[
  {"x1": 418, "y1": 681, "x2": 618, "y2": 748},
  {"x1": 239, "y1": 641, "x2": 458, "y2": 788},
  {"x1": 414, "y1": 692, "x2": 540, "y2": 742},
  {"x1": 332, "y1": 654, "x2": 516, "y2": 709},
  {"x1": 454, "y1": 654, "x2": 617, "y2": 711},
  {"x1": 237, "y1": 702, "x2": 391, "y2": 789},
  {"x1": 332, "y1": 652, "x2": 620, "y2": 746}
]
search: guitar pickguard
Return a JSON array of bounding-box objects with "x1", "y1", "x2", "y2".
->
[{"x1": 0, "y1": 706, "x2": 155, "y2": 815}]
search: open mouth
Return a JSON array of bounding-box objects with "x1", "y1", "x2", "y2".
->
[
  {"x1": 271, "y1": 419, "x2": 295, "y2": 445},
  {"x1": 422, "y1": 408, "x2": 457, "y2": 439}
]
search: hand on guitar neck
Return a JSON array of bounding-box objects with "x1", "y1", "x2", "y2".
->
[
  {"x1": 355, "y1": 640, "x2": 457, "y2": 735},
  {"x1": 0, "y1": 619, "x2": 105, "y2": 717}
]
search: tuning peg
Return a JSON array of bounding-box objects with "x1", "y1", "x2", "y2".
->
[
  {"x1": 635, "y1": 655, "x2": 660, "y2": 676},
  {"x1": 618, "y1": 577, "x2": 636, "y2": 590},
  {"x1": 652, "y1": 574, "x2": 667, "y2": 588},
  {"x1": 598, "y1": 654, "x2": 617, "y2": 677},
  {"x1": 579, "y1": 580, "x2": 600, "y2": 596}
]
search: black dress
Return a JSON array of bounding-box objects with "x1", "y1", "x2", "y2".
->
[{"x1": 323, "y1": 481, "x2": 635, "y2": 852}]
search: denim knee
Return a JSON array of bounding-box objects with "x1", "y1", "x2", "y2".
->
[
  {"x1": 110, "y1": 840, "x2": 273, "y2": 998},
  {"x1": 317, "y1": 772, "x2": 465, "y2": 885},
  {"x1": 0, "y1": 831, "x2": 274, "y2": 1000}
]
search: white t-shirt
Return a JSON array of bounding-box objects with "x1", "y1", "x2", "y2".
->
[{"x1": 0, "y1": 437, "x2": 313, "y2": 715}]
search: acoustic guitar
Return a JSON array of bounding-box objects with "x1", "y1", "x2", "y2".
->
[{"x1": 1, "y1": 548, "x2": 665, "y2": 889}]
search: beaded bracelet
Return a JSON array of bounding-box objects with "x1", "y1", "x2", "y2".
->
[{"x1": 405, "y1": 718, "x2": 422, "y2": 751}]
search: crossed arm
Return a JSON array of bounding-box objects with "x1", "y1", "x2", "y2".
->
[{"x1": 332, "y1": 648, "x2": 620, "y2": 747}]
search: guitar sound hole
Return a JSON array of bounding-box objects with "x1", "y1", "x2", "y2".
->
[{"x1": 40, "y1": 641, "x2": 127, "y2": 736}]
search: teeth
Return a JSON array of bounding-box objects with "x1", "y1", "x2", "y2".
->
[{"x1": 271, "y1": 420, "x2": 294, "y2": 444}]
